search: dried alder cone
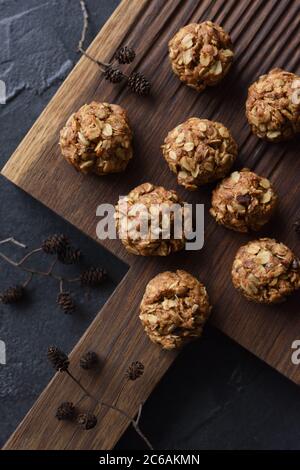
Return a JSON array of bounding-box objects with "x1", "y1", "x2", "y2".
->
[
  {"x1": 140, "y1": 270, "x2": 212, "y2": 349},
  {"x1": 127, "y1": 72, "x2": 151, "y2": 96},
  {"x1": 47, "y1": 346, "x2": 70, "y2": 372},
  {"x1": 115, "y1": 46, "x2": 136, "y2": 64},
  {"x1": 162, "y1": 118, "x2": 237, "y2": 190},
  {"x1": 80, "y1": 267, "x2": 107, "y2": 286},
  {"x1": 232, "y1": 238, "x2": 300, "y2": 304},
  {"x1": 77, "y1": 412, "x2": 97, "y2": 430},
  {"x1": 42, "y1": 234, "x2": 81, "y2": 264},
  {"x1": 246, "y1": 68, "x2": 300, "y2": 141},
  {"x1": 42, "y1": 234, "x2": 69, "y2": 255},
  {"x1": 210, "y1": 169, "x2": 278, "y2": 232},
  {"x1": 57, "y1": 291, "x2": 76, "y2": 314},
  {"x1": 58, "y1": 246, "x2": 81, "y2": 265},
  {"x1": 115, "y1": 183, "x2": 190, "y2": 256},
  {"x1": 59, "y1": 102, "x2": 133, "y2": 175},
  {"x1": 169, "y1": 21, "x2": 234, "y2": 92},
  {"x1": 125, "y1": 361, "x2": 144, "y2": 380},
  {"x1": 0, "y1": 285, "x2": 24, "y2": 304},
  {"x1": 55, "y1": 402, "x2": 76, "y2": 421},
  {"x1": 80, "y1": 351, "x2": 98, "y2": 370},
  {"x1": 104, "y1": 66, "x2": 124, "y2": 83}
]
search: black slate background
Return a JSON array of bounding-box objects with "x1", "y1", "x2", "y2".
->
[{"x1": 0, "y1": 0, "x2": 299, "y2": 450}]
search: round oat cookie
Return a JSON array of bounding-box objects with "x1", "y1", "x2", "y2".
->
[
  {"x1": 114, "y1": 183, "x2": 190, "y2": 256},
  {"x1": 140, "y1": 270, "x2": 212, "y2": 349},
  {"x1": 232, "y1": 238, "x2": 300, "y2": 304},
  {"x1": 210, "y1": 169, "x2": 278, "y2": 232},
  {"x1": 59, "y1": 101, "x2": 133, "y2": 175},
  {"x1": 162, "y1": 118, "x2": 237, "y2": 190},
  {"x1": 246, "y1": 68, "x2": 300, "y2": 142},
  {"x1": 168, "y1": 21, "x2": 233, "y2": 92}
]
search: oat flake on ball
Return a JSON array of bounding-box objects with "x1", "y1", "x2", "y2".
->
[
  {"x1": 115, "y1": 183, "x2": 190, "y2": 256},
  {"x1": 232, "y1": 238, "x2": 300, "y2": 304},
  {"x1": 246, "y1": 68, "x2": 300, "y2": 142},
  {"x1": 140, "y1": 270, "x2": 212, "y2": 349},
  {"x1": 162, "y1": 118, "x2": 237, "y2": 190},
  {"x1": 210, "y1": 169, "x2": 278, "y2": 232},
  {"x1": 168, "y1": 21, "x2": 234, "y2": 92},
  {"x1": 59, "y1": 101, "x2": 133, "y2": 175}
]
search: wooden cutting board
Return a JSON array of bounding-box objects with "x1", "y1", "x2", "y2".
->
[{"x1": 2, "y1": 0, "x2": 300, "y2": 450}]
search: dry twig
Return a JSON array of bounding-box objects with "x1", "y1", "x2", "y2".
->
[
  {"x1": 0, "y1": 235, "x2": 107, "y2": 312},
  {"x1": 76, "y1": 0, "x2": 151, "y2": 96},
  {"x1": 49, "y1": 347, "x2": 153, "y2": 449}
]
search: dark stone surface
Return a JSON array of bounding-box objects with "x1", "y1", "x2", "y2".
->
[{"x1": 0, "y1": 0, "x2": 299, "y2": 450}]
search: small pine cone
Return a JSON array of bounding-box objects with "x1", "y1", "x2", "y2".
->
[
  {"x1": 47, "y1": 346, "x2": 69, "y2": 372},
  {"x1": 115, "y1": 46, "x2": 136, "y2": 64},
  {"x1": 58, "y1": 246, "x2": 81, "y2": 265},
  {"x1": 42, "y1": 234, "x2": 69, "y2": 255},
  {"x1": 104, "y1": 66, "x2": 124, "y2": 84},
  {"x1": 125, "y1": 361, "x2": 144, "y2": 381},
  {"x1": 80, "y1": 267, "x2": 107, "y2": 287},
  {"x1": 0, "y1": 285, "x2": 24, "y2": 304},
  {"x1": 294, "y1": 219, "x2": 300, "y2": 235},
  {"x1": 80, "y1": 351, "x2": 98, "y2": 370},
  {"x1": 127, "y1": 72, "x2": 151, "y2": 96},
  {"x1": 55, "y1": 402, "x2": 76, "y2": 421},
  {"x1": 57, "y1": 292, "x2": 75, "y2": 314},
  {"x1": 77, "y1": 412, "x2": 97, "y2": 430}
]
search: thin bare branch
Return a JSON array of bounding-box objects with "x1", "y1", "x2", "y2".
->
[
  {"x1": 0, "y1": 237, "x2": 26, "y2": 248},
  {"x1": 22, "y1": 272, "x2": 33, "y2": 288},
  {"x1": 66, "y1": 370, "x2": 98, "y2": 406},
  {"x1": 78, "y1": 0, "x2": 89, "y2": 51},
  {"x1": 0, "y1": 247, "x2": 42, "y2": 267},
  {"x1": 133, "y1": 420, "x2": 153, "y2": 450},
  {"x1": 77, "y1": 1, "x2": 110, "y2": 68},
  {"x1": 17, "y1": 248, "x2": 43, "y2": 266},
  {"x1": 135, "y1": 402, "x2": 143, "y2": 426},
  {"x1": 47, "y1": 258, "x2": 58, "y2": 275},
  {"x1": 65, "y1": 368, "x2": 153, "y2": 449}
]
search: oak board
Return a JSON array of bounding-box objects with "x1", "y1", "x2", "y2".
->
[{"x1": 2, "y1": 0, "x2": 300, "y2": 450}]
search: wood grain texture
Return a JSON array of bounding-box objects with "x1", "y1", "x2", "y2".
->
[{"x1": 2, "y1": 0, "x2": 300, "y2": 450}]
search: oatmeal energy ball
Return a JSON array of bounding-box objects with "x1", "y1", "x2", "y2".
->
[
  {"x1": 246, "y1": 68, "x2": 300, "y2": 141},
  {"x1": 210, "y1": 169, "x2": 277, "y2": 232},
  {"x1": 169, "y1": 21, "x2": 234, "y2": 92},
  {"x1": 140, "y1": 270, "x2": 212, "y2": 349},
  {"x1": 115, "y1": 183, "x2": 190, "y2": 256},
  {"x1": 162, "y1": 118, "x2": 237, "y2": 190},
  {"x1": 232, "y1": 238, "x2": 300, "y2": 304},
  {"x1": 59, "y1": 101, "x2": 133, "y2": 175}
]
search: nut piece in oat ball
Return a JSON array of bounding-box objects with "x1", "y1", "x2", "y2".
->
[
  {"x1": 232, "y1": 238, "x2": 300, "y2": 304},
  {"x1": 59, "y1": 102, "x2": 133, "y2": 175},
  {"x1": 168, "y1": 21, "x2": 233, "y2": 92},
  {"x1": 162, "y1": 118, "x2": 237, "y2": 190},
  {"x1": 115, "y1": 183, "x2": 190, "y2": 256},
  {"x1": 140, "y1": 270, "x2": 212, "y2": 349},
  {"x1": 210, "y1": 169, "x2": 277, "y2": 232},
  {"x1": 246, "y1": 68, "x2": 300, "y2": 142}
]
